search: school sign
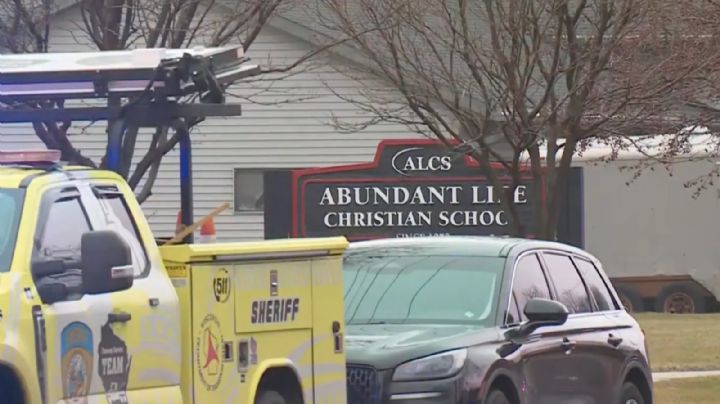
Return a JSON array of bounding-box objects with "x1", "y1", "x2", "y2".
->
[{"x1": 264, "y1": 139, "x2": 584, "y2": 246}]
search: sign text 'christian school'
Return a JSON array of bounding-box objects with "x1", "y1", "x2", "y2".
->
[{"x1": 317, "y1": 184, "x2": 528, "y2": 229}]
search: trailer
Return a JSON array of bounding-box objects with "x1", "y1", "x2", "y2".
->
[{"x1": 570, "y1": 136, "x2": 720, "y2": 313}]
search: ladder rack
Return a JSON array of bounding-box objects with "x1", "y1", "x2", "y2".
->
[{"x1": 0, "y1": 45, "x2": 261, "y2": 243}]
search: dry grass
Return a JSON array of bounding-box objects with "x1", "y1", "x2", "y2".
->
[
  {"x1": 655, "y1": 376, "x2": 720, "y2": 404},
  {"x1": 633, "y1": 313, "x2": 720, "y2": 372}
]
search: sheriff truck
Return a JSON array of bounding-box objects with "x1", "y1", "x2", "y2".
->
[{"x1": 0, "y1": 46, "x2": 348, "y2": 404}]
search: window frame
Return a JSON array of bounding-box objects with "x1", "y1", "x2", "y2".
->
[
  {"x1": 91, "y1": 184, "x2": 152, "y2": 279},
  {"x1": 232, "y1": 168, "x2": 266, "y2": 213},
  {"x1": 503, "y1": 250, "x2": 555, "y2": 327},
  {"x1": 32, "y1": 186, "x2": 93, "y2": 264},
  {"x1": 505, "y1": 292, "x2": 522, "y2": 327},
  {"x1": 538, "y1": 250, "x2": 595, "y2": 315},
  {"x1": 569, "y1": 255, "x2": 621, "y2": 312},
  {"x1": 0, "y1": 188, "x2": 25, "y2": 272}
]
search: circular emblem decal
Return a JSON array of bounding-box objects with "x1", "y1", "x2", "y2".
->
[
  {"x1": 61, "y1": 322, "x2": 93, "y2": 403},
  {"x1": 195, "y1": 314, "x2": 224, "y2": 391},
  {"x1": 213, "y1": 268, "x2": 231, "y2": 303}
]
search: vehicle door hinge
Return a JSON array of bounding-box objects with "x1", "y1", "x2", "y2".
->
[
  {"x1": 32, "y1": 305, "x2": 48, "y2": 404},
  {"x1": 332, "y1": 321, "x2": 343, "y2": 354}
]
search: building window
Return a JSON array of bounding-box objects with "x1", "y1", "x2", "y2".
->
[{"x1": 234, "y1": 169, "x2": 264, "y2": 212}]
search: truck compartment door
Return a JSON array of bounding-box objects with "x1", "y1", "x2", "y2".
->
[{"x1": 190, "y1": 261, "x2": 314, "y2": 402}]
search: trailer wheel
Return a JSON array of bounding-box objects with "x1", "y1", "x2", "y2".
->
[
  {"x1": 655, "y1": 282, "x2": 708, "y2": 314},
  {"x1": 256, "y1": 390, "x2": 287, "y2": 404},
  {"x1": 615, "y1": 285, "x2": 643, "y2": 313}
]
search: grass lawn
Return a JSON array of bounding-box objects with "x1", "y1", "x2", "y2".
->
[
  {"x1": 655, "y1": 376, "x2": 720, "y2": 404},
  {"x1": 633, "y1": 313, "x2": 720, "y2": 372}
]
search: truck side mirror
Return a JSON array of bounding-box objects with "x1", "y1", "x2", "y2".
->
[{"x1": 81, "y1": 230, "x2": 134, "y2": 294}]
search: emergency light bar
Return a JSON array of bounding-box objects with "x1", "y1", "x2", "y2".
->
[
  {"x1": 0, "y1": 149, "x2": 61, "y2": 165},
  {"x1": 0, "y1": 45, "x2": 259, "y2": 100}
]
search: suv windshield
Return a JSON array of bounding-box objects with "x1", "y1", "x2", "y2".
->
[
  {"x1": 343, "y1": 246, "x2": 505, "y2": 326},
  {"x1": 0, "y1": 189, "x2": 24, "y2": 272}
]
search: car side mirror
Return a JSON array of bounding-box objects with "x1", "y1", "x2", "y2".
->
[
  {"x1": 524, "y1": 298, "x2": 569, "y2": 325},
  {"x1": 505, "y1": 298, "x2": 569, "y2": 339},
  {"x1": 81, "y1": 230, "x2": 134, "y2": 294}
]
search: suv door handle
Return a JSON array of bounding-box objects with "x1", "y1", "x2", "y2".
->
[
  {"x1": 608, "y1": 334, "x2": 623, "y2": 348},
  {"x1": 108, "y1": 311, "x2": 132, "y2": 323},
  {"x1": 561, "y1": 337, "x2": 576, "y2": 351}
]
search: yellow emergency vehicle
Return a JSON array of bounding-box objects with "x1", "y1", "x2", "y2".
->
[{"x1": 0, "y1": 46, "x2": 348, "y2": 404}]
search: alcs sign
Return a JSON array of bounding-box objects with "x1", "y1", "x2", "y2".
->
[
  {"x1": 289, "y1": 139, "x2": 538, "y2": 240},
  {"x1": 390, "y1": 146, "x2": 452, "y2": 176}
]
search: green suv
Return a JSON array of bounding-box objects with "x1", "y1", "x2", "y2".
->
[{"x1": 343, "y1": 236, "x2": 653, "y2": 404}]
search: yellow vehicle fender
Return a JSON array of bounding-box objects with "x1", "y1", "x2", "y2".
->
[{"x1": 248, "y1": 358, "x2": 303, "y2": 403}]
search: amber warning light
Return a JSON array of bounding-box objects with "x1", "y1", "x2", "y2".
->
[{"x1": 0, "y1": 149, "x2": 61, "y2": 164}]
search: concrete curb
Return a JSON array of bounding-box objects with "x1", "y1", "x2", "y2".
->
[{"x1": 652, "y1": 370, "x2": 720, "y2": 382}]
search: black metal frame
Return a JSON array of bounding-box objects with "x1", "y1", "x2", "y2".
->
[{"x1": 0, "y1": 46, "x2": 259, "y2": 244}]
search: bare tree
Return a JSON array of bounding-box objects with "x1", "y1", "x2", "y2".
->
[
  {"x1": 314, "y1": 0, "x2": 709, "y2": 239},
  {"x1": 615, "y1": 1, "x2": 720, "y2": 198},
  {"x1": 0, "y1": 0, "x2": 335, "y2": 202}
]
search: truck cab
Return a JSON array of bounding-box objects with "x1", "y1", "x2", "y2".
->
[
  {"x1": 0, "y1": 153, "x2": 347, "y2": 404},
  {"x1": 0, "y1": 152, "x2": 181, "y2": 403}
]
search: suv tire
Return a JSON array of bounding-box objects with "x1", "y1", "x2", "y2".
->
[
  {"x1": 486, "y1": 389, "x2": 511, "y2": 404},
  {"x1": 620, "y1": 382, "x2": 644, "y2": 404}
]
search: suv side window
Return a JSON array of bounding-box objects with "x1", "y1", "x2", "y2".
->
[
  {"x1": 505, "y1": 293, "x2": 522, "y2": 326},
  {"x1": 573, "y1": 257, "x2": 618, "y2": 311},
  {"x1": 511, "y1": 253, "x2": 552, "y2": 322},
  {"x1": 542, "y1": 252, "x2": 593, "y2": 314}
]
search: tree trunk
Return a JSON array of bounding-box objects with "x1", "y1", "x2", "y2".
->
[
  {"x1": 471, "y1": 148, "x2": 528, "y2": 237},
  {"x1": 119, "y1": 125, "x2": 139, "y2": 178},
  {"x1": 544, "y1": 134, "x2": 578, "y2": 241},
  {"x1": 526, "y1": 143, "x2": 547, "y2": 239}
]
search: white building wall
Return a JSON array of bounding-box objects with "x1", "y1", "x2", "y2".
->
[{"x1": 0, "y1": 3, "x2": 425, "y2": 241}]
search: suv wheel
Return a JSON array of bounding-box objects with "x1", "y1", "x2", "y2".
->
[
  {"x1": 486, "y1": 389, "x2": 511, "y2": 404},
  {"x1": 620, "y1": 382, "x2": 644, "y2": 404}
]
